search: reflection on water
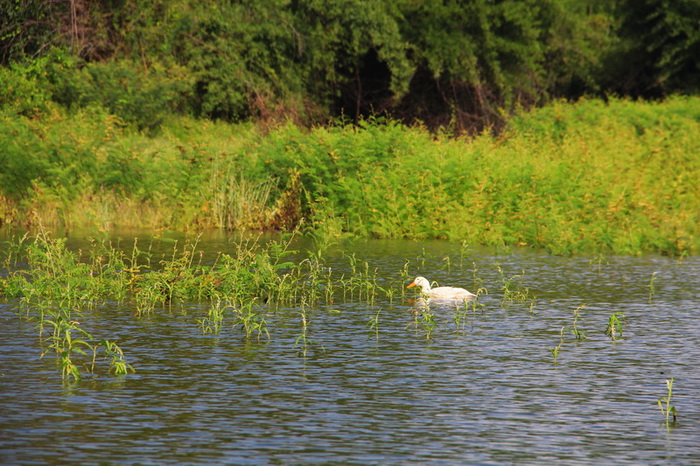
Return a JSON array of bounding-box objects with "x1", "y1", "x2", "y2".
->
[{"x1": 1, "y1": 232, "x2": 700, "y2": 464}]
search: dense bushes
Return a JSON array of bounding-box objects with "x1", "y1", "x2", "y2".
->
[
  {"x1": 1, "y1": 97, "x2": 698, "y2": 255},
  {"x1": 1, "y1": 0, "x2": 698, "y2": 132}
]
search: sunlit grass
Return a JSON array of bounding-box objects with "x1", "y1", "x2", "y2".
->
[{"x1": 2, "y1": 96, "x2": 698, "y2": 256}]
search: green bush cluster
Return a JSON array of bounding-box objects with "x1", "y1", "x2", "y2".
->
[
  {"x1": 0, "y1": 50, "x2": 191, "y2": 131},
  {"x1": 1, "y1": 1, "x2": 698, "y2": 131},
  {"x1": 248, "y1": 97, "x2": 700, "y2": 255},
  {"x1": 0, "y1": 96, "x2": 698, "y2": 256}
]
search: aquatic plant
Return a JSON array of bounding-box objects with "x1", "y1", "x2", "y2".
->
[
  {"x1": 497, "y1": 266, "x2": 536, "y2": 308},
  {"x1": 367, "y1": 309, "x2": 381, "y2": 341},
  {"x1": 605, "y1": 311, "x2": 626, "y2": 342},
  {"x1": 570, "y1": 304, "x2": 587, "y2": 340},
  {"x1": 34, "y1": 303, "x2": 134, "y2": 381},
  {"x1": 589, "y1": 253, "x2": 609, "y2": 274},
  {"x1": 550, "y1": 326, "x2": 566, "y2": 365},
  {"x1": 294, "y1": 305, "x2": 311, "y2": 358},
  {"x1": 549, "y1": 305, "x2": 587, "y2": 364},
  {"x1": 406, "y1": 305, "x2": 437, "y2": 341},
  {"x1": 470, "y1": 262, "x2": 488, "y2": 297},
  {"x1": 657, "y1": 378, "x2": 678, "y2": 425},
  {"x1": 233, "y1": 299, "x2": 270, "y2": 342},
  {"x1": 647, "y1": 272, "x2": 658, "y2": 302},
  {"x1": 453, "y1": 300, "x2": 474, "y2": 333},
  {"x1": 198, "y1": 297, "x2": 226, "y2": 334}
]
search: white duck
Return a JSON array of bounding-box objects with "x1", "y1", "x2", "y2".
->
[{"x1": 407, "y1": 276, "x2": 475, "y2": 300}]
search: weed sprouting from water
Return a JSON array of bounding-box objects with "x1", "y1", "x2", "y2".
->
[
  {"x1": 294, "y1": 304, "x2": 317, "y2": 358},
  {"x1": 407, "y1": 305, "x2": 436, "y2": 340},
  {"x1": 233, "y1": 299, "x2": 270, "y2": 341},
  {"x1": 32, "y1": 302, "x2": 134, "y2": 381},
  {"x1": 549, "y1": 304, "x2": 588, "y2": 364},
  {"x1": 497, "y1": 266, "x2": 536, "y2": 309},
  {"x1": 453, "y1": 300, "x2": 475, "y2": 333},
  {"x1": 589, "y1": 253, "x2": 608, "y2": 274},
  {"x1": 550, "y1": 326, "x2": 566, "y2": 365},
  {"x1": 570, "y1": 304, "x2": 587, "y2": 340},
  {"x1": 100, "y1": 340, "x2": 134, "y2": 376},
  {"x1": 442, "y1": 256, "x2": 451, "y2": 272},
  {"x1": 459, "y1": 241, "x2": 470, "y2": 270},
  {"x1": 199, "y1": 297, "x2": 226, "y2": 334},
  {"x1": 367, "y1": 309, "x2": 381, "y2": 341},
  {"x1": 470, "y1": 262, "x2": 487, "y2": 296},
  {"x1": 417, "y1": 248, "x2": 430, "y2": 268},
  {"x1": 605, "y1": 311, "x2": 626, "y2": 342},
  {"x1": 399, "y1": 260, "x2": 411, "y2": 300},
  {"x1": 647, "y1": 272, "x2": 658, "y2": 302},
  {"x1": 657, "y1": 378, "x2": 678, "y2": 426}
]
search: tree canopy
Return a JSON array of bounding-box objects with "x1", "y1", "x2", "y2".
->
[{"x1": 1, "y1": 0, "x2": 698, "y2": 132}]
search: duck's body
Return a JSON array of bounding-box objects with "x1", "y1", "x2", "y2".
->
[{"x1": 407, "y1": 276, "x2": 475, "y2": 300}]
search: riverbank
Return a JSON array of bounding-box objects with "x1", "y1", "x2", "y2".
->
[{"x1": 1, "y1": 96, "x2": 698, "y2": 255}]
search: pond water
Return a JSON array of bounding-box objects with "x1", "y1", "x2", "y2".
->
[{"x1": 1, "y1": 231, "x2": 699, "y2": 464}]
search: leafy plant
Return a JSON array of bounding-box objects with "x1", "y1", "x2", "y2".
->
[{"x1": 605, "y1": 311, "x2": 626, "y2": 342}]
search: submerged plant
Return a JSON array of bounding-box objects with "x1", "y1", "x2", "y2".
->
[{"x1": 657, "y1": 378, "x2": 678, "y2": 425}]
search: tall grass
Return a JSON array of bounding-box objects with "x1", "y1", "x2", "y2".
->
[{"x1": 2, "y1": 96, "x2": 698, "y2": 255}]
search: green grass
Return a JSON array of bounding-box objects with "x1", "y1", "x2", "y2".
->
[{"x1": 1, "y1": 96, "x2": 699, "y2": 256}]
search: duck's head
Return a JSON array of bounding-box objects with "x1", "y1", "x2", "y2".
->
[{"x1": 407, "y1": 276, "x2": 431, "y2": 292}]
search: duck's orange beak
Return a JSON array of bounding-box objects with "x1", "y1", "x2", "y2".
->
[{"x1": 407, "y1": 281, "x2": 416, "y2": 289}]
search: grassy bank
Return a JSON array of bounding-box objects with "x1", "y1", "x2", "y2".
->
[{"x1": 1, "y1": 96, "x2": 699, "y2": 255}]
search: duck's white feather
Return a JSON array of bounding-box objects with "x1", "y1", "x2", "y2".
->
[{"x1": 407, "y1": 276, "x2": 475, "y2": 299}]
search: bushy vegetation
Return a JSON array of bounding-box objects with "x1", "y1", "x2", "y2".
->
[
  {"x1": 1, "y1": 0, "x2": 698, "y2": 131},
  {"x1": 1, "y1": 1, "x2": 698, "y2": 255},
  {"x1": 1, "y1": 97, "x2": 698, "y2": 256}
]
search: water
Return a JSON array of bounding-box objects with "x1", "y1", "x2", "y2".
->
[{"x1": 1, "y1": 232, "x2": 699, "y2": 464}]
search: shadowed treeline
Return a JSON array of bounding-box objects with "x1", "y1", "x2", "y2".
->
[{"x1": 1, "y1": 0, "x2": 698, "y2": 132}]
